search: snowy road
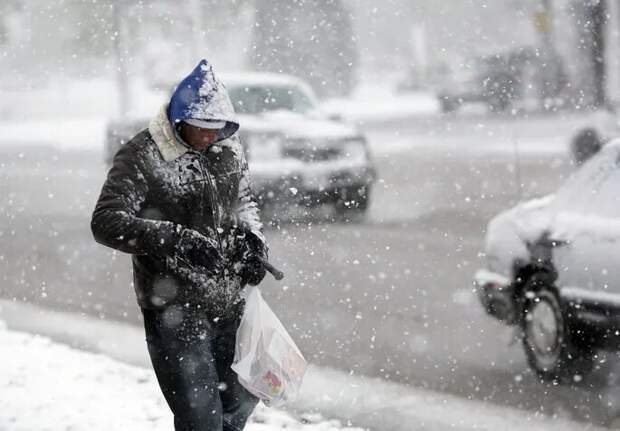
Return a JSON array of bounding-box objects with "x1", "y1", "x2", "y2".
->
[
  {"x1": 0, "y1": 320, "x2": 364, "y2": 431},
  {"x1": 2, "y1": 112, "x2": 619, "y2": 428},
  {"x1": 0, "y1": 308, "x2": 606, "y2": 431}
]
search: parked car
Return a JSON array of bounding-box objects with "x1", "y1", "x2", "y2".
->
[
  {"x1": 105, "y1": 72, "x2": 376, "y2": 219},
  {"x1": 474, "y1": 140, "x2": 620, "y2": 381},
  {"x1": 438, "y1": 48, "x2": 567, "y2": 114}
]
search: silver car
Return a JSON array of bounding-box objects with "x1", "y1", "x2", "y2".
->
[
  {"x1": 104, "y1": 73, "x2": 376, "y2": 220},
  {"x1": 474, "y1": 140, "x2": 620, "y2": 380}
]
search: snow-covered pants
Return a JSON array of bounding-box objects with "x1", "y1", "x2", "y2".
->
[{"x1": 142, "y1": 305, "x2": 258, "y2": 431}]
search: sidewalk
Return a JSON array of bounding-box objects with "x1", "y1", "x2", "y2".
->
[
  {"x1": 0, "y1": 320, "x2": 362, "y2": 431},
  {"x1": 0, "y1": 300, "x2": 608, "y2": 431}
]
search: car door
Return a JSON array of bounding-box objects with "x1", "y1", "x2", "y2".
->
[{"x1": 552, "y1": 145, "x2": 620, "y2": 293}]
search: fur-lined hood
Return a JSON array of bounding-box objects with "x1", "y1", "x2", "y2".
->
[{"x1": 148, "y1": 104, "x2": 238, "y2": 162}]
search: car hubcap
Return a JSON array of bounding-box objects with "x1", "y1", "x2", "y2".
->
[{"x1": 526, "y1": 299, "x2": 560, "y2": 358}]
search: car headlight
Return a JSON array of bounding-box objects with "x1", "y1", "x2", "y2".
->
[
  {"x1": 343, "y1": 137, "x2": 368, "y2": 162},
  {"x1": 246, "y1": 133, "x2": 284, "y2": 161}
]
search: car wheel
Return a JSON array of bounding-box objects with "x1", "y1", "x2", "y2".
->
[
  {"x1": 334, "y1": 185, "x2": 370, "y2": 222},
  {"x1": 521, "y1": 278, "x2": 594, "y2": 381}
]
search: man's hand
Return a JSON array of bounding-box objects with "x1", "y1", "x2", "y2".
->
[
  {"x1": 233, "y1": 227, "x2": 267, "y2": 286},
  {"x1": 240, "y1": 254, "x2": 266, "y2": 286},
  {"x1": 175, "y1": 228, "x2": 223, "y2": 275}
]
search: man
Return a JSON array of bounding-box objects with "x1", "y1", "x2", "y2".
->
[{"x1": 91, "y1": 59, "x2": 267, "y2": 430}]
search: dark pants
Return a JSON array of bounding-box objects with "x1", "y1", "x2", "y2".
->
[{"x1": 142, "y1": 305, "x2": 258, "y2": 431}]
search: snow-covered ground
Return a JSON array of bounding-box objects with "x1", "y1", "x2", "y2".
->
[
  {"x1": 0, "y1": 77, "x2": 164, "y2": 121},
  {"x1": 321, "y1": 76, "x2": 440, "y2": 124},
  {"x1": 322, "y1": 82, "x2": 439, "y2": 123},
  {"x1": 0, "y1": 77, "x2": 165, "y2": 152},
  {"x1": 0, "y1": 300, "x2": 608, "y2": 431},
  {"x1": 0, "y1": 117, "x2": 107, "y2": 151},
  {"x1": 0, "y1": 111, "x2": 572, "y2": 157},
  {"x1": 0, "y1": 319, "x2": 361, "y2": 431}
]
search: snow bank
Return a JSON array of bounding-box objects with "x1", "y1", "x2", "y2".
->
[
  {"x1": 0, "y1": 320, "x2": 361, "y2": 431},
  {"x1": 0, "y1": 77, "x2": 165, "y2": 152},
  {"x1": 0, "y1": 300, "x2": 607, "y2": 431},
  {"x1": 0, "y1": 77, "x2": 163, "y2": 120},
  {"x1": 367, "y1": 135, "x2": 569, "y2": 156},
  {"x1": 321, "y1": 81, "x2": 439, "y2": 124},
  {"x1": 297, "y1": 365, "x2": 609, "y2": 431},
  {"x1": 0, "y1": 117, "x2": 107, "y2": 151}
]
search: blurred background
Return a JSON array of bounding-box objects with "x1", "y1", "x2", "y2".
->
[
  {"x1": 4, "y1": 1, "x2": 620, "y2": 430},
  {"x1": 1, "y1": 0, "x2": 616, "y2": 116}
]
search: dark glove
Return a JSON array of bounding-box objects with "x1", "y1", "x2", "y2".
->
[
  {"x1": 234, "y1": 227, "x2": 267, "y2": 286},
  {"x1": 175, "y1": 228, "x2": 223, "y2": 275}
]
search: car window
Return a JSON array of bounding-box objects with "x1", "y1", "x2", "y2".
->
[
  {"x1": 587, "y1": 151, "x2": 620, "y2": 218},
  {"x1": 228, "y1": 84, "x2": 316, "y2": 115},
  {"x1": 553, "y1": 146, "x2": 619, "y2": 214}
]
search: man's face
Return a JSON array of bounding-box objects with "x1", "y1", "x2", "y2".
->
[{"x1": 178, "y1": 122, "x2": 220, "y2": 151}]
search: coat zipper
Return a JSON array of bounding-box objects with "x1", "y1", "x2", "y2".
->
[{"x1": 196, "y1": 152, "x2": 223, "y2": 253}]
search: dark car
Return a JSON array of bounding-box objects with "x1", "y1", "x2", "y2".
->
[{"x1": 438, "y1": 48, "x2": 567, "y2": 113}]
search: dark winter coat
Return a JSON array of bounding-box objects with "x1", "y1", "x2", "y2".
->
[{"x1": 91, "y1": 60, "x2": 266, "y2": 317}]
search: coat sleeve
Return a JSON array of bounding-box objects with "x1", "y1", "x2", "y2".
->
[
  {"x1": 235, "y1": 146, "x2": 268, "y2": 254},
  {"x1": 91, "y1": 142, "x2": 180, "y2": 256}
]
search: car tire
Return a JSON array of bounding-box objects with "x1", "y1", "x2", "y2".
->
[
  {"x1": 334, "y1": 185, "x2": 370, "y2": 222},
  {"x1": 521, "y1": 277, "x2": 594, "y2": 382}
]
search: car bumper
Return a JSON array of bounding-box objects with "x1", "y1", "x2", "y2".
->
[
  {"x1": 253, "y1": 172, "x2": 304, "y2": 204},
  {"x1": 251, "y1": 162, "x2": 376, "y2": 205},
  {"x1": 301, "y1": 165, "x2": 376, "y2": 192},
  {"x1": 474, "y1": 269, "x2": 517, "y2": 324},
  {"x1": 474, "y1": 272, "x2": 620, "y2": 349}
]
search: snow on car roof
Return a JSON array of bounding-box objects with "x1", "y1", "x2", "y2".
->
[
  {"x1": 157, "y1": 72, "x2": 317, "y2": 101},
  {"x1": 220, "y1": 72, "x2": 315, "y2": 93},
  {"x1": 606, "y1": 137, "x2": 620, "y2": 151}
]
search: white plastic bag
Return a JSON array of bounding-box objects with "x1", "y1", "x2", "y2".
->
[{"x1": 231, "y1": 286, "x2": 307, "y2": 407}]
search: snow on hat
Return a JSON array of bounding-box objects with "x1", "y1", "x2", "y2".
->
[{"x1": 168, "y1": 59, "x2": 239, "y2": 141}]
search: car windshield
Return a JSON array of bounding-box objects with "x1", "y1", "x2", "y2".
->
[
  {"x1": 227, "y1": 84, "x2": 316, "y2": 115},
  {"x1": 553, "y1": 146, "x2": 618, "y2": 213}
]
